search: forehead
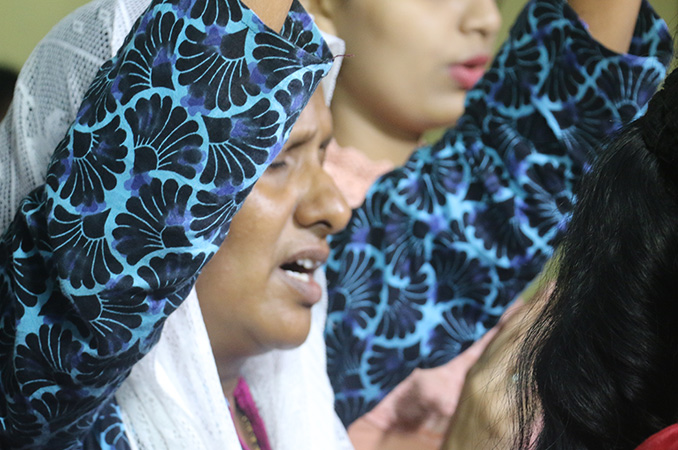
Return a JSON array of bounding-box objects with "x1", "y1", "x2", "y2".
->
[{"x1": 290, "y1": 91, "x2": 332, "y2": 140}]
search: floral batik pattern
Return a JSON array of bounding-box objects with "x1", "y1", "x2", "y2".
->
[
  {"x1": 325, "y1": 0, "x2": 673, "y2": 425},
  {"x1": 0, "y1": 0, "x2": 332, "y2": 448}
]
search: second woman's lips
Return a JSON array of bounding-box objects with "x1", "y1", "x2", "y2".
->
[{"x1": 450, "y1": 55, "x2": 490, "y2": 90}]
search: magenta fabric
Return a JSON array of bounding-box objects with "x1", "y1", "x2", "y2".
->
[{"x1": 233, "y1": 377, "x2": 272, "y2": 450}]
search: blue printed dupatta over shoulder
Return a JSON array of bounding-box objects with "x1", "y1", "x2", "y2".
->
[
  {"x1": 324, "y1": 0, "x2": 673, "y2": 424},
  {"x1": 0, "y1": 0, "x2": 332, "y2": 448}
]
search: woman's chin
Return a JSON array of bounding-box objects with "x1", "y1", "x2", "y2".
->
[
  {"x1": 275, "y1": 328, "x2": 312, "y2": 350},
  {"x1": 265, "y1": 318, "x2": 313, "y2": 352}
]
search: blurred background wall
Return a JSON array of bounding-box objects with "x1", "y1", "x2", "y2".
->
[{"x1": 0, "y1": 0, "x2": 677, "y2": 71}]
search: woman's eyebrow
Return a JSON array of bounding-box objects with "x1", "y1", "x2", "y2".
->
[{"x1": 283, "y1": 126, "x2": 316, "y2": 152}]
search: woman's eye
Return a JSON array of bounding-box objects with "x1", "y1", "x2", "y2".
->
[{"x1": 269, "y1": 160, "x2": 288, "y2": 170}]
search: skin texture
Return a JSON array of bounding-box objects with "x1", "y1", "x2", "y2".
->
[
  {"x1": 442, "y1": 297, "x2": 546, "y2": 449},
  {"x1": 567, "y1": 0, "x2": 641, "y2": 53},
  {"x1": 241, "y1": 0, "x2": 294, "y2": 32},
  {"x1": 306, "y1": 0, "x2": 501, "y2": 165},
  {"x1": 195, "y1": 92, "x2": 350, "y2": 385}
]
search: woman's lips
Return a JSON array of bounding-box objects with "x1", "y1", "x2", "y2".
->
[
  {"x1": 277, "y1": 249, "x2": 328, "y2": 307},
  {"x1": 449, "y1": 55, "x2": 490, "y2": 90},
  {"x1": 278, "y1": 267, "x2": 323, "y2": 307}
]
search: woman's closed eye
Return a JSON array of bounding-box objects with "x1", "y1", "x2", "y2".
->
[{"x1": 269, "y1": 157, "x2": 289, "y2": 170}]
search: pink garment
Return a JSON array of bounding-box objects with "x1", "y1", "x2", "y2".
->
[
  {"x1": 324, "y1": 139, "x2": 514, "y2": 449},
  {"x1": 233, "y1": 377, "x2": 272, "y2": 450},
  {"x1": 323, "y1": 140, "x2": 394, "y2": 209}
]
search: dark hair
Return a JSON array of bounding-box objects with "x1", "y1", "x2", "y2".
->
[{"x1": 516, "y1": 68, "x2": 678, "y2": 449}]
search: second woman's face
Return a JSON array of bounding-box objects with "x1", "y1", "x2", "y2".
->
[
  {"x1": 330, "y1": 0, "x2": 501, "y2": 135},
  {"x1": 196, "y1": 92, "x2": 350, "y2": 363}
]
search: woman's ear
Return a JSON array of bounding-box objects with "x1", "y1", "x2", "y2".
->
[{"x1": 302, "y1": 0, "x2": 339, "y2": 35}]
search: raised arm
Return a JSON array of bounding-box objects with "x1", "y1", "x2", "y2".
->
[
  {"x1": 325, "y1": 0, "x2": 673, "y2": 425},
  {"x1": 568, "y1": 0, "x2": 641, "y2": 53},
  {"x1": 0, "y1": 0, "x2": 332, "y2": 447}
]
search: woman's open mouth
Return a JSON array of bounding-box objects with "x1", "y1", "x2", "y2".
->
[
  {"x1": 280, "y1": 258, "x2": 318, "y2": 283},
  {"x1": 277, "y1": 251, "x2": 327, "y2": 306}
]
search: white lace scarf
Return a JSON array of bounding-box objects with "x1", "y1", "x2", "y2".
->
[{"x1": 0, "y1": 0, "x2": 351, "y2": 448}]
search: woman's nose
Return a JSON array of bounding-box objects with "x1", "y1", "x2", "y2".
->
[
  {"x1": 295, "y1": 168, "x2": 350, "y2": 237},
  {"x1": 461, "y1": 0, "x2": 502, "y2": 39}
]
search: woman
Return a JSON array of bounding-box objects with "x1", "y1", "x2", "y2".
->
[
  {"x1": 304, "y1": 0, "x2": 673, "y2": 442},
  {"x1": 0, "y1": 1, "x2": 673, "y2": 448},
  {"x1": 0, "y1": 0, "x2": 345, "y2": 448},
  {"x1": 308, "y1": 0, "x2": 501, "y2": 164},
  {"x1": 195, "y1": 89, "x2": 350, "y2": 448},
  {"x1": 516, "y1": 67, "x2": 678, "y2": 450},
  {"x1": 118, "y1": 89, "x2": 353, "y2": 450}
]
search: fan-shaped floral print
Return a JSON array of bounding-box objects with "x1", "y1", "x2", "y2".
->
[
  {"x1": 0, "y1": 0, "x2": 333, "y2": 446},
  {"x1": 200, "y1": 98, "x2": 279, "y2": 187},
  {"x1": 326, "y1": 0, "x2": 673, "y2": 425},
  {"x1": 118, "y1": 11, "x2": 184, "y2": 104},
  {"x1": 15, "y1": 326, "x2": 85, "y2": 398},
  {"x1": 366, "y1": 343, "x2": 421, "y2": 395},
  {"x1": 274, "y1": 70, "x2": 327, "y2": 133},
  {"x1": 374, "y1": 269, "x2": 430, "y2": 340},
  {"x1": 325, "y1": 320, "x2": 368, "y2": 418},
  {"x1": 431, "y1": 244, "x2": 494, "y2": 307},
  {"x1": 190, "y1": 189, "x2": 238, "y2": 240},
  {"x1": 326, "y1": 246, "x2": 384, "y2": 330},
  {"x1": 126, "y1": 94, "x2": 203, "y2": 180},
  {"x1": 136, "y1": 252, "x2": 206, "y2": 311},
  {"x1": 521, "y1": 161, "x2": 572, "y2": 239},
  {"x1": 50, "y1": 207, "x2": 123, "y2": 289},
  {"x1": 254, "y1": 30, "x2": 320, "y2": 90},
  {"x1": 0, "y1": 0, "x2": 672, "y2": 446},
  {"x1": 113, "y1": 179, "x2": 193, "y2": 266},
  {"x1": 77, "y1": 59, "x2": 122, "y2": 127},
  {"x1": 177, "y1": 25, "x2": 260, "y2": 111},
  {"x1": 83, "y1": 401, "x2": 128, "y2": 449},
  {"x1": 52, "y1": 117, "x2": 127, "y2": 209},
  {"x1": 188, "y1": 0, "x2": 242, "y2": 27}
]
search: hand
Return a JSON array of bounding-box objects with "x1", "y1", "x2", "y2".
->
[
  {"x1": 442, "y1": 292, "x2": 548, "y2": 450},
  {"x1": 347, "y1": 329, "x2": 501, "y2": 450}
]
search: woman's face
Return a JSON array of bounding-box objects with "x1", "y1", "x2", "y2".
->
[
  {"x1": 326, "y1": 0, "x2": 501, "y2": 135},
  {"x1": 196, "y1": 92, "x2": 350, "y2": 362}
]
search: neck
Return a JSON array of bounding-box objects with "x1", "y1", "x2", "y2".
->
[
  {"x1": 217, "y1": 356, "x2": 246, "y2": 410},
  {"x1": 330, "y1": 88, "x2": 420, "y2": 166},
  {"x1": 218, "y1": 356, "x2": 250, "y2": 444}
]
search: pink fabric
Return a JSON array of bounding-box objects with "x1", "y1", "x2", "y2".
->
[
  {"x1": 636, "y1": 424, "x2": 678, "y2": 450},
  {"x1": 323, "y1": 140, "x2": 394, "y2": 209},
  {"x1": 233, "y1": 377, "x2": 272, "y2": 450}
]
